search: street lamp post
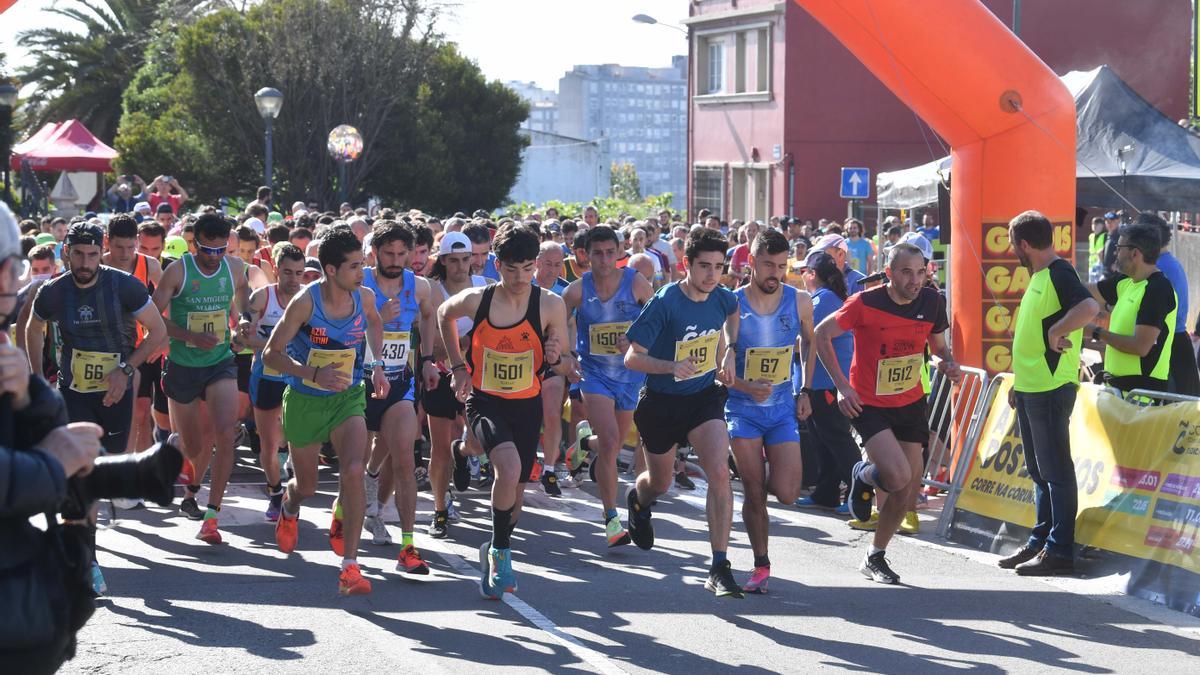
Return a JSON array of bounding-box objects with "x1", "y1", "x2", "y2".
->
[
  {"x1": 0, "y1": 83, "x2": 18, "y2": 207},
  {"x1": 632, "y1": 13, "x2": 688, "y2": 36},
  {"x1": 254, "y1": 87, "x2": 284, "y2": 193}
]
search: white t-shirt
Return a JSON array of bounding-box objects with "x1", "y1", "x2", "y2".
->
[{"x1": 651, "y1": 238, "x2": 676, "y2": 266}]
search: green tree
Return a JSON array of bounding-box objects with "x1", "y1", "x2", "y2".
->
[
  {"x1": 17, "y1": 0, "x2": 200, "y2": 143},
  {"x1": 610, "y1": 161, "x2": 641, "y2": 202}
]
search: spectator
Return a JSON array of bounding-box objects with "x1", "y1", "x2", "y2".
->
[
  {"x1": 1146, "y1": 214, "x2": 1199, "y2": 396},
  {"x1": 1086, "y1": 221, "x2": 1176, "y2": 394},
  {"x1": 247, "y1": 186, "x2": 272, "y2": 212},
  {"x1": 1099, "y1": 211, "x2": 1122, "y2": 278},
  {"x1": 844, "y1": 218, "x2": 875, "y2": 274},
  {"x1": 918, "y1": 213, "x2": 940, "y2": 241},
  {"x1": 811, "y1": 234, "x2": 867, "y2": 294},
  {"x1": 146, "y1": 175, "x2": 189, "y2": 215},
  {"x1": 1087, "y1": 216, "x2": 1107, "y2": 283},
  {"x1": 106, "y1": 174, "x2": 146, "y2": 213}
]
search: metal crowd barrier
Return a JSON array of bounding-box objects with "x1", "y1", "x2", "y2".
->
[
  {"x1": 933, "y1": 371, "x2": 1006, "y2": 538},
  {"x1": 922, "y1": 360, "x2": 989, "y2": 490}
]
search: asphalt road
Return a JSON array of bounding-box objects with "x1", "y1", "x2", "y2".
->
[{"x1": 65, "y1": 462, "x2": 1200, "y2": 674}]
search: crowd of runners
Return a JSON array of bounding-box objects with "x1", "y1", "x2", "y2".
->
[{"x1": 4, "y1": 191, "x2": 970, "y2": 601}]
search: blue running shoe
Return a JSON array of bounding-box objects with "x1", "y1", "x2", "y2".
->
[
  {"x1": 478, "y1": 542, "x2": 501, "y2": 599},
  {"x1": 849, "y1": 460, "x2": 876, "y2": 522},
  {"x1": 91, "y1": 561, "x2": 107, "y2": 596},
  {"x1": 834, "y1": 503, "x2": 850, "y2": 516},
  {"x1": 492, "y1": 547, "x2": 517, "y2": 593}
]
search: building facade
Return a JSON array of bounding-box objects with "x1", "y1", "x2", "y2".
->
[
  {"x1": 558, "y1": 57, "x2": 688, "y2": 208},
  {"x1": 507, "y1": 129, "x2": 609, "y2": 207},
  {"x1": 506, "y1": 80, "x2": 559, "y2": 134},
  {"x1": 687, "y1": 0, "x2": 1191, "y2": 224}
]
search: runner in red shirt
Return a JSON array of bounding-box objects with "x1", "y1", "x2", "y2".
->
[{"x1": 814, "y1": 242, "x2": 963, "y2": 584}]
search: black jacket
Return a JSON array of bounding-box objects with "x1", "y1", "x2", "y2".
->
[{"x1": 0, "y1": 375, "x2": 71, "y2": 572}]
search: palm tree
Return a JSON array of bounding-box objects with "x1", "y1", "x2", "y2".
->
[{"x1": 17, "y1": 0, "x2": 196, "y2": 143}]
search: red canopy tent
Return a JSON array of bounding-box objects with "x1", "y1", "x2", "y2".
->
[
  {"x1": 12, "y1": 122, "x2": 59, "y2": 156},
  {"x1": 10, "y1": 119, "x2": 118, "y2": 172}
]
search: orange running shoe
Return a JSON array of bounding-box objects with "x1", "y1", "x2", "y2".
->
[
  {"x1": 329, "y1": 513, "x2": 345, "y2": 556},
  {"x1": 196, "y1": 517, "x2": 222, "y2": 545},
  {"x1": 338, "y1": 563, "x2": 372, "y2": 596},
  {"x1": 276, "y1": 509, "x2": 299, "y2": 553},
  {"x1": 396, "y1": 545, "x2": 430, "y2": 575}
]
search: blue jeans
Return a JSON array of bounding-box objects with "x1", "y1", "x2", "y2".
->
[{"x1": 1014, "y1": 384, "x2": 1078, "y2": 559}]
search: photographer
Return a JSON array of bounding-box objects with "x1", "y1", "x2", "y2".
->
[{"x1": 0, "y1": 202, "x2": 105, "y2": 673}]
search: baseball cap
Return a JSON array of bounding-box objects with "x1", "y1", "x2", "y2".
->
[
  {"x1": 1104, "y1": 211, "x2": 1117, "y2": 219},
  {"x1": 304, "y1": 256, "x2": 322, "y2": 271},
  {"x1": 244, "y1": 217, "x2": 266, "y2": 235},
  {"x1": 133, "y1": 201, "x2": 152, "y2": 215},
  {"x1": 65, "y1": 222, "x2": 105, "y2": 247},
  {"x1": 267, "y1": 211, "x2": 284, "y2": 223},
  {"x1": 440, "y1": 231, "x2": 472, "y2": 254},
  {"x1": 35, "y1": 232, "x2": 57, "y2": 246},
  {"x1": 899, "y1": 231, "x2": 934, "y2": 261},
  {"x1": 164, "y1": 235, "x2": 189, "y2": 259},
  {"x1": 812, "y1": 234, "x2": 849, "y2": 253},
  {"x1": 802, "y1": 249, "x2": 835, "y2": 269},
  {"x1": 291, "y1": 201, "x2": 307, "y2": 214}
]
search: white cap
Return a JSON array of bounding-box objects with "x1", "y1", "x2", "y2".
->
[
  {"x1": 812, "y1": 234, "x2": 848, "y2": 253},
  {"x1": 133, "y1": 201, "x2": 152, "y2": 215},
  {"x1": 439, "y1": 231, "x2": 472, "y2": 254},
  {"x1": 244, "y1": 217, "x2": 266, "y2": 235},
  {"x1": 898, "y1": 231, "x2": 934, "y2": 261}
]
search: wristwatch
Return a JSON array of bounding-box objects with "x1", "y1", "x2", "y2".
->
[{"x1": 118, "y1": 361, "x2": 135, "y2": 377}]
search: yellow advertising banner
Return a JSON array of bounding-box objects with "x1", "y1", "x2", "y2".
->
[{"x1": 957, "y1": 376, "x2": 1200, "y2": 574}]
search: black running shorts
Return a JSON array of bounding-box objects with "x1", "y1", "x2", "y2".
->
[
  {"x1": 465, "y1": 391, "x2": 542, "y2": 483},
  {"x1": 850, "y1": 397, "x2": 930, "y2": 446},
  {"x1": 423, "y1": 371, "x2": 464, "y2": 420},
  {"x1": 634, "y1": 384, "x2": 728, "y2": 455}
]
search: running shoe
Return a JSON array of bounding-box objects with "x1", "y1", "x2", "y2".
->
[
  {"x1": 478, "y1": 541, "x2": 501, "y2": 599},
  {"x1": 428, "y1": 511, "x2": 449, "y2": 539},
  {"x1": 265, "y1": 491, "x2": 284, "y2": 522},
  {"x1": 675, "y1": 470, "x2": 695, "y2": 491},
  {"x1": 922, "y1": 467, "x2": 948, "y2": 496},
  {"x1": 848, "y1": 513, "x2": 879, "y2": 531},
  {"x1": 445, "y1": 492, "x2": 461, "y2": 523},
  {"x1": 899, "y1": 511, "x2": 920, "y2": 535},
  {"x1": 605, "y1": 515, "x2": 631, "y2": 547},
  {"x1": 338, "y1": 563, "x2": 372, "y2": 596},
  {"x1": 414, "y1": 465, "x2": 431, "y2": 491},
  {"x1": 476, "y1": 462, "x2": 494, "y2": 490},
  {"x1": 276, "y1": 508, "x2": 299, "y2": 553},
  {"x1": 555, "y1": 464, "x2": 575, "y2": 489},
  {"x1": 705, "y1": 560, "x2": 745, "y2": 598},
  {"x1": 179, "y1": 497, "x2": 203, "y2": 520},
  {"x1": 834, "y1": 503, "x2": 850, "y2": 516},
  {"x1": 233, "y1": 422, "x2": 249, "y2": 450},
  {"x1": 112, "y1": 497, "x2": 144, "y2": 510},
  {"x1": 861, "y1": 550, "x2": 900, "y2": 584},
  {"x1": 452, "y1": 439, "x2": 471, "y2": 492},
  {"x1": 491, "y1": 546, "x2": 517, "y2": 593},
  {"x1": 793, "y1": 496, "x2": 837, "y2": 510},
  {"x1": 91, "y1": 561, "x2": 107, "y2": 596},
  {"x1": 364, "y1": 472, "x2": 381, "y2": 518},
  {"x1": 541, "y1": 471, "x2": 562, "y2": 497},
  {"x1": 396, "y1": 545, "x2": 430, "y2": 575},
  {"x1": 626, "y1": 486, "x2": 654, "y2": 550},
  {"x1": 743, "y1": 565, "x2": 770, "y2": 594},
  {"x1": 848, "y1": 460, "x2": 875, "y2": 522},
  {"x1": 196, "y1": 517, "x2": 222, "y2": 545},
  {"x1": 329, "y1": 511, "x2": 345, "y2": 556},
  {"x1": 365, "y1": 515, "x2": 392, "y2": 546}
]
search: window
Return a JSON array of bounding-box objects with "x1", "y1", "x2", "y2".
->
[
  {"x1": 707, "y1": 41, "x2": 724, "y2": 94},
  {"x1": 756, "y1": 28, "x2": 770, "y2": 92},
  {"x1": 693, "y1": 166, "x2": 724, "y2": 217}
]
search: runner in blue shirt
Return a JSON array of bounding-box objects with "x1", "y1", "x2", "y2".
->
[
  {"x1": 625, "y1": 227, "x2": 743, "y2": 597},
  {"x1": 725, "y1": 229, "x2": 814, "y2": 594},
  {"x1": 1147, "y1": 214, "x2": 1198, "y2": 395}
]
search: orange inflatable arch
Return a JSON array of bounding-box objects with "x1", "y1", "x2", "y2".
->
[{"x1": 793, "y1": 0, "x2": 1076, "y2": 371}]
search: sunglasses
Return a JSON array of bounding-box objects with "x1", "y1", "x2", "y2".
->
[{"x1": 198, "y1": 244, "x2": 228, "y2": 256}]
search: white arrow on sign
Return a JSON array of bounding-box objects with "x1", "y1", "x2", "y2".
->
[{"x1": 849, "y1": 171, "x2": 863, "y2": 196}]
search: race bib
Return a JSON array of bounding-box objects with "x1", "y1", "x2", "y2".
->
[
  {"x1": 745, "y1": 346, "x2": 793, "y2": 386},
  {"x1": 70, "y1": 349, "x2": 119, "y2": 394},
  {"x1": 876, "y1": 353, "x2": 924, "y2": 396},
  {"x1": 588, "y1": 321, "x2": 631, "y2": 356},
  {"x1": 259, "y1": 354, "x2": 281, "y2": 378},
  {"x1": 304, "y1": 348, "x2": 356, "y2": 391},
  {"x1": 187, "y1": 309, "x2": 228, "y2": 337},
  {"x1": 379, "y1": 331, "x2": 411, "y2": 369},
  {"x1": 481, "y1": 348, "x2": 534, "y2": 394},
  {"x1": 674, "y1": 331, "x2": 719, "y2": 382}
]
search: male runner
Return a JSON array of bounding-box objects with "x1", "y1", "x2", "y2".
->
[
  {"x1": 264, "y1": 227, "x2": 389, "y2": 595},
  {"x1": 439, "y1": 223, "x2": 571, "y2": 598},
  {"x1": 623, "y1": 227, "x2": 742, "y2": 598},
  {"x1": 815, "y1": 242, "x2": 963, "y2": 584},
  {"x1": 238, "y1": 243, "x2": 306, "y2": 521},
  {"x1": 151, "y1": 213, "x2": 251, "y2": 542},
  {"x1": 533, "y1": 240, "x2": 572, "y2": 496},
  {"x1": 27, "y1": 221, "x2": 167, "y2": 462},
  {"x1": 562, "y1": 225, "x2": 652, "y2": 545},
  {"x1": 101, "y1": 215, "x2": 163, "y2": 460},
  {"x1": 725, "y1": 229, "x2": 813, "y2": 593},
  {"x1": 424, "y1": 231, "x2": 489, "y2": 539},
  {"x1": 360, "y1": 221, "x2": 440, "y2": 573}
]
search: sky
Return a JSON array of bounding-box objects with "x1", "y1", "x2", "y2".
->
[{"x1": 1, "y1": 0, "x2": 690, "y2": 92}]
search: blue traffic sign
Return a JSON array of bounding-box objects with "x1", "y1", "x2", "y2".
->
[{"x1": 840, "y1": 167, "x2": 870, "y2": 199}]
